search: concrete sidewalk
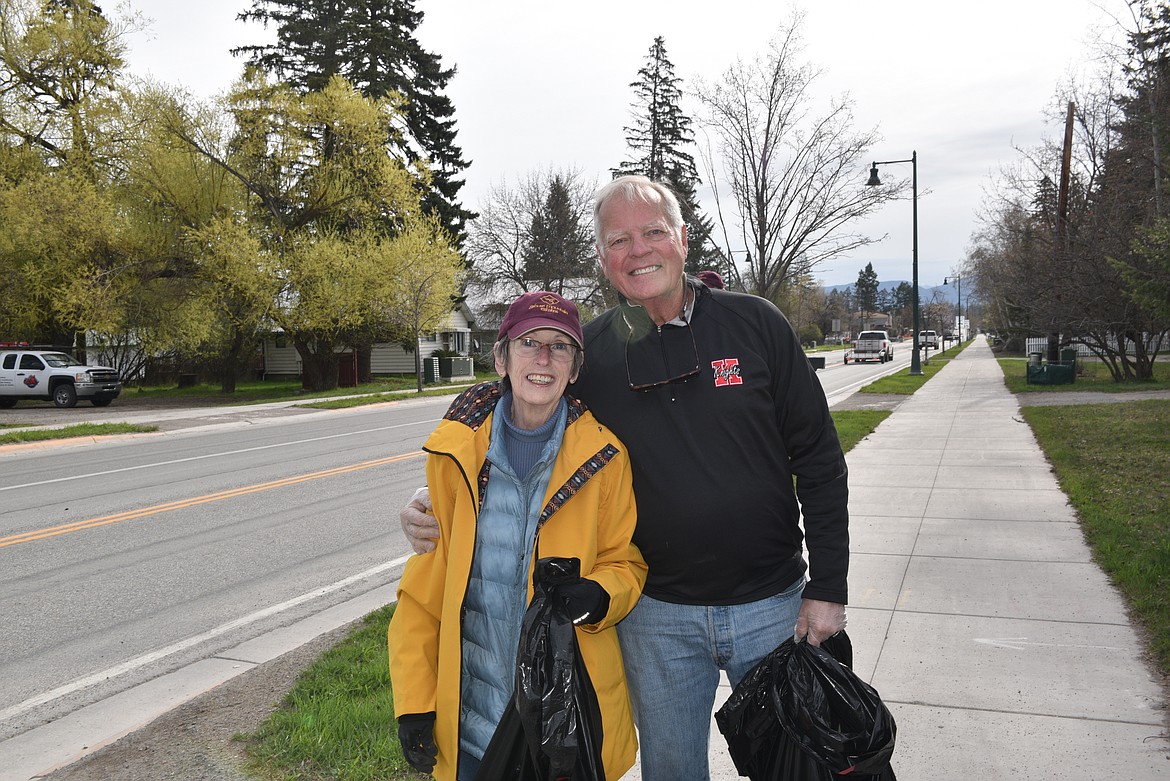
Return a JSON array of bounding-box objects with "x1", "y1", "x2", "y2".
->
[{"x1": 628, "y1": 335, "x2": 1169, "y2": 779}]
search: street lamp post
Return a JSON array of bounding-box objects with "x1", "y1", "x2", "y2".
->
[
  {"x1": 945, "y1": 274, "x2": 961, "y2": 344},
  {"x1": 867, "y1": 151, "x2": 922, "y2": 375}
]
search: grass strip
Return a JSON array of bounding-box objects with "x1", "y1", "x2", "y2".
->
[
  {"x1": 831, "y1": 409, "x2": 892, "y2": 452},
  {"x1": 245, "y1": 604, "x2": 409, "y2": 780},
  {"x1": 126, "y1": 376, "x2": 483, "y2": 406},
  {"x1": 853, "y1": 339, "x2": 972, "y2": 395},
  {"x1": 858, "y1": 354, "x2": 954, "y2": 394},
  {"x1": 1019, "y1": 399, "x2": 1170, "y2": 674},
  {"x1": 0, "y1": 422, "x2": 157, "y2": 445},
  {"x1": 297, "y1": 386, "x2": 472, "y2": 410}
]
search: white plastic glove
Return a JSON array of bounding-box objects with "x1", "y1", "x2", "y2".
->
[
  {"x1": 795, "y1": 598, "x2": 847, "y2": 646},
  {"x1": 400, "y1": 485, "x2": 439, "y2": 554}
]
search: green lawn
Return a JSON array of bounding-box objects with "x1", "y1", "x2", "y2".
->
[
  {"x1": 998, "y1": 357, "x2": 1170, "y2": 393},
  {"x1": 0, "y1": 422, "x2": 157, "y2": 445}
]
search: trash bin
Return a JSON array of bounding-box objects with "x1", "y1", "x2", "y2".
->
[
  {"x1": 1028, "y1": 352, "x2": 1043, "y2": 366},
  {"x1": 1027, "y1": 360, "x2": 1075, "y2": 385},
  {"x1": 438, "y1": 356, "x2": 473, "y2": 379}
]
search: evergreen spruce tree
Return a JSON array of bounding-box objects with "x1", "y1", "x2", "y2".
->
[
  {"x1": 854, "y1": 262, "x2": 880, "y2": 317},
  {"x1": 1123, "y1": 0, "x2": 1170, "y2": 220},
  {"x1": 522, "y1": 175, "x2": 594, "y2": 295},
  {"x1": 235, "y1": 0, "x2": 474, "y2": 246},
  {"x1": 614, "y1": 37, "x2": 722, "y2": 277}
]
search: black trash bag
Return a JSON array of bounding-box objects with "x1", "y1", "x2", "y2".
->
[
  {"x1": 715, "y1": 632, "x2": 897, "y2": 780},
  {"x1": 506, "y1": 556, "x2": 605, "y2": 781},
  {"x1": 474, "y1": 693, "x2": 539, "y2": 781}
]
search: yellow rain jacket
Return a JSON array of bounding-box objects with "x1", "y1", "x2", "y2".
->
[{"x1": 389, "y1": 382, "x2": 646, "y2": 781}]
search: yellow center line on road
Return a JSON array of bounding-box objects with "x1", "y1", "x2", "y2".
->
[{"x1": 0, "y1": 451, "x2": 423, "y2": 550}]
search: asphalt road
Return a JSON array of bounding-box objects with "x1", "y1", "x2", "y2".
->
[{"x1": 0, "y1": 396, "x2": 452, "y2": 743}]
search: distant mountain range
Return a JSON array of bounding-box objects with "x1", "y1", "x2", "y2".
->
[{"x1": 822, "y1": 280, "x2": 959, "y2": 304}]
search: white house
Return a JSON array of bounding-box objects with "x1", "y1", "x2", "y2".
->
[{"x1": 262, "y1": 302, "x2": 476, "y2": 381}]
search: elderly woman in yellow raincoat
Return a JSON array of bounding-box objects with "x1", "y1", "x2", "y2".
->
[{"x1": 388, "y1": 291, "x2": 646, "y2": 781}]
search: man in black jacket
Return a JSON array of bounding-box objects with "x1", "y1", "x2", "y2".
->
[{"x1": 401, "y1": 175, "x2": 849, "y2": 781}]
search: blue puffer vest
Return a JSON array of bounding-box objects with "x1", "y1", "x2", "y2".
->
[{"x1": 458, "y1": 397, "x2": 568, "y2": 759}]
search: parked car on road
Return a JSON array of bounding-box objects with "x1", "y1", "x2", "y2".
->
[
  {"x1": 918, "y1": 330, "x2": 939, "y2": 349},
  {"x1": 0, "y1": 344, "x2": 122, "y2": 408}
]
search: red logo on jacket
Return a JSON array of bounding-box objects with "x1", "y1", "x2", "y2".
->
[{"x1": 711, "y1": 358, "x2": 743, "y2": 386}]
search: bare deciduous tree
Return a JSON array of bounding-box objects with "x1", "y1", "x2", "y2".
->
[{"x1": 692, "y1": 14, "x2": 896, "y2": 302}]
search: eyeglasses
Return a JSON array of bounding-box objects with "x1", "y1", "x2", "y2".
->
[
  {"x1": 512, "y1": 336, "x2": 579, "y2": 362},
  {"x1": 625, "y1": 320, "x2": 700, "y2": 392}
]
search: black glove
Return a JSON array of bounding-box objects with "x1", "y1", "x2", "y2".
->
[
  {"x1": 397, "y1": 712, "x2": 437, "y2": 774},
  {"x1": 559, "y1": 578, "x2": 609, "y2": 625}
]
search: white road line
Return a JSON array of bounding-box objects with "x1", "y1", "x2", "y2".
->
[{"x1": 0, "y1": 555, "x2": 411, "y2": 723}]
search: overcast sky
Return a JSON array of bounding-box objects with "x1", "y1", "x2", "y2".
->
[{"x1": 122, "y1": 0, "x2": 1127, "y2": 289}]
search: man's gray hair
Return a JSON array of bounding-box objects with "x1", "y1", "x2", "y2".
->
[{"x1": 593, "y1": 175, "x2": 685, "y2": 250}]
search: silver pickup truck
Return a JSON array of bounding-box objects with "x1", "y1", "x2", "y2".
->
[
  {"x1": 847, "y1": 330, "x2": 894, "y2": 363},
  {"x1": 0, "y1": 346, "x2": 122, "y2": 408}
]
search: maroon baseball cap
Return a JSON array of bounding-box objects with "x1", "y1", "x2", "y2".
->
[
  {"x1": 498, "y1": 291, "x2": 584, "y2": 348},
  {"x1": 697, "y1": 270, "x2": 725, "y2": 289}
]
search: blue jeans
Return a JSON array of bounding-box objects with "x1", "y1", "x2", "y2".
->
[{"x1": 616, "y1": 578, "x2": 805, "y2": 781}]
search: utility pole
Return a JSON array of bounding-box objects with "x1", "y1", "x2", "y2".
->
[{"x1": 1048, "y1": 101, "x2": 1075, "y2": 363}]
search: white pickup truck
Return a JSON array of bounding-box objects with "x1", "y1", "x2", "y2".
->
[
  {"x1": 0, "y1": 344, "x2": 122, "y2": 408},
  {"x1": 847, "y1": 330, "x2": 894, "y2": 363}
]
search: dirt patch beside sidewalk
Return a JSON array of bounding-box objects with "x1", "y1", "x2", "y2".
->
[{"x1": 41, "y1": 623, "x2": 356, "y2": 781}]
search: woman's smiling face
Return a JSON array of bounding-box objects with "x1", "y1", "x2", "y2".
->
[{"x1": 495, "y1": 327, "x2": 580, "y2": 429}]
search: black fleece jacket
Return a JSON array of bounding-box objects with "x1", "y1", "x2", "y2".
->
[{"x1": 569, "y1": 280, "x2": 849, "y2": 606}]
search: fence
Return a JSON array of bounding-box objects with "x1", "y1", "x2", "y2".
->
[
  {"x1": 1023, "y1": 339, "x2": 1095, "y2": 358},
  {"x1": 1024, "y1": 334, "x2": 1167, "y2": 358}
]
